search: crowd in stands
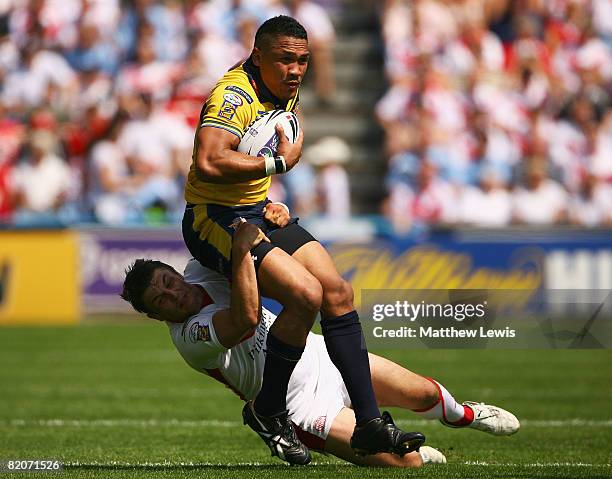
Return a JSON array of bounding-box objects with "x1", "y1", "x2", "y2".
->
[
  {"x1": 0, "y1": 0, "x2": 337, "y2": 227},
  {"x1": 1, "y1": 0, "x2": 610, "y2": 232},
  {"x1": 378, "y1": 0, "x2": 612, "y2": 232}
]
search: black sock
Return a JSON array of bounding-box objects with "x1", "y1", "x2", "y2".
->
[
  {"x1": 254, "y1": 332, "x2": 304, "y2": 417},
  {"x1": 321, "y1": 311, "x2": 380, "y2": 425}
]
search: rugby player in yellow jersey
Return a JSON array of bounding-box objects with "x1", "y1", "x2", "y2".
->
[{"x1": 183, "y1": 15, "x2": 424, "y2": 465}]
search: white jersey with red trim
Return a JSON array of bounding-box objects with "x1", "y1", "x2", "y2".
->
[{"x1": 165, "y1": 259, "x2": 347, "y2": 435}]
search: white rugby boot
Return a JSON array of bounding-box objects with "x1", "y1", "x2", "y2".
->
[
  {"x1": 463, "y1": 401, "x2": 520, "y2": 436},
  {"x1": 419, "y1": 446, "x2": 447, "y2": 465}
]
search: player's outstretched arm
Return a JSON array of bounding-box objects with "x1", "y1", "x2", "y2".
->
[
  {"x1": 195, "y1": 127, "x2": 269, "y2": 183},
  {"x1": 211, "y1": 221, "x2": 268, "y2": 348}
]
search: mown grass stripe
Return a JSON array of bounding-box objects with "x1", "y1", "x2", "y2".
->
[{"x1": 2, "y1": 418, "x2": 611, "y2": 428}]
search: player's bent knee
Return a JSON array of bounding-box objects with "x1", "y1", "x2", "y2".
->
[
  {"x1": 417, "y1": 382, "x2": 441, "y2": 410},
  {"x1": 423, "y1": 381, "x2": 440, "y2": 408},
  {"x1": 289, "y1": 277, "x2": 323, "y2": 316},
  {"x1": 322, "y1": 277, "x2": 354, "y2": 312}
]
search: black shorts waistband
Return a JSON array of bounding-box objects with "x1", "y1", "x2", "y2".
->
[{"x1": 185, "y1": 199, "x2": 270, "y2": 209}]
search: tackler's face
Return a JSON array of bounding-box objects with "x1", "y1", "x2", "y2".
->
[
  {"x1": 141, "y1": 268, "x2": 203, "y2": 323},
  {"x1": 253, "y1": 35, "x2": 310, "y2": 102}
]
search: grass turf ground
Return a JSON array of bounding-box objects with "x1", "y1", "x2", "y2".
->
[{"x1": 0, "y1": 320, "x2": 610, "y2": 479}]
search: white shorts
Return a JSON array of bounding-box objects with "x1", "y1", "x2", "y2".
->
[{"x1": 286, "y1": 333, "x2": 351, "y2": 450}]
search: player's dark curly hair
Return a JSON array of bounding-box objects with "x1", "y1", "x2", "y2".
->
[
  {"x1": 121, "y1": 259, "x2": 178, "y2": 315},
  {"x1": 254, "y1": 15, "x2": 308, "y2": 48}
]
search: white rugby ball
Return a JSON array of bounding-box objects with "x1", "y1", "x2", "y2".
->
[{"x1": 238, "y1": 110, "x2": 300, "y2": 158}]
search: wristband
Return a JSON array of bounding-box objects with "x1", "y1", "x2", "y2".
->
[
  {"x1": 264, "y1": 156, "x2": 276, "y2": 176},
  {"x1": 274, "y1": 155, "x2": 286, "y2": 174},
  {"x1": 264, "y1": 155, "x2": 287, "y2": 176}
]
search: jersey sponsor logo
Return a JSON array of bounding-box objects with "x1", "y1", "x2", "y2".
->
[
  {"x1": 217, "y1": 100, "x2": 237, "y2": 121},
  {"x1": 247, "y1": 319, "x2": 266, "y2": 360},
  {"x1": 188, "y1": 322, "x2": 211, "y2": 343},
  {"x1": 224, "y1": 85, "x2": 254, "y2": 104},
  {"x1": 223, "y1": 92, "x2": 243, "y2": 106}
]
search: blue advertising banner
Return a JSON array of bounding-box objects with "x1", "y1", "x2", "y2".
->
[
  {"x1": 78, "y1": 227, "x2": 612, "y2": 314},
  {"x1": 80, "y1": 228, "x2": 189, "y2": 313},
  {"x1": 329, "y1": 229, "x2": 612, "y2": 302}
]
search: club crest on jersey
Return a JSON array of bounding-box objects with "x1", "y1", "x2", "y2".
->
[
  {"x1": 218, "y1": 100, "x2": 237, "y2": 120},
  {"x1": 223, "y1": 92, "x2": 243, "y2": 107},
  {"x1": 188, "y1": 323, "x2": 211, "y2": 343},
  {"x1": 224, "y1": 85, "x2": 253, "y2": 104}
]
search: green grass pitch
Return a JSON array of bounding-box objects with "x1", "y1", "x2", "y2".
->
[{"x1": 1, "y1": 320, "x2": 611, "y2": 478}]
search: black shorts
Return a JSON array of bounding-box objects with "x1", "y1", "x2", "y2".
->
[{"x1": 182, "y1": 199, "x2": 317, "y2": 278}]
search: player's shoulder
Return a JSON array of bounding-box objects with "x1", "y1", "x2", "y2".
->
[
  {"x1": 183, "y1": 259, "x2": 231, "y2": 306},
  {"x1": 168, "y1": 304, "x2": 226, "y2": 352},
  {"x1": 166, "y1": 307, "x2": 228, "y2": 371},
  {"x1": 168, "y1": 308, "x2": 213, "y2": 343},
  {"x1": 210, "y1": 63, "x2": 257, "y2": 107}
]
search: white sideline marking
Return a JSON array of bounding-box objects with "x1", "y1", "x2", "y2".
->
[
  {"x1": 2, "y1": 418, "x2": 611, "y2": 428},
  {"x1": 66, "y1": 461, "x2": 276, "y2": 467},
  {"x1": 463, "y1": 461, "x2": 611, "y2": 467},
  {"x1": 2, "y1": 419, "x2": 238, "y2": 428}
]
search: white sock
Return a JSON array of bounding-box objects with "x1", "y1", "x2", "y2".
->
[{"x1": 413, "y1": 378, "x2": 470, "y2": 424}]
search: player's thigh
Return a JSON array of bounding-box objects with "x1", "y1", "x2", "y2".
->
[
  {"x1": 369, "y1": 353, "x2": 438, "y2": 410},
  {"x1": 325, "y1": 407, "x2": 422, "y2": 467},
  {"x1": 290, "y1": 240, "x2": 354, "y2": 313},
  {"x1": 182, "y1": 204, "x2": 233, "y2": 276},
  {"x1": 257, "y1": 247, "x2": 322, "y2": 312},
  {"x1": 183, "y1": 200, "x2": 271, "y2": 277}
]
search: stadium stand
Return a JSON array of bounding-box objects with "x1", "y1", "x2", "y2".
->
[
  {"x1": 377, "y1": 0, "x2": 611, "y2": 233},
  {"x1": 0, "y1": 0, "x2": 609, "y2": 233}
]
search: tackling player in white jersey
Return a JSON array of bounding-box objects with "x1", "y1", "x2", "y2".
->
[{"x1": 121, "y1": 219, "x2": 520, "y2": 467}]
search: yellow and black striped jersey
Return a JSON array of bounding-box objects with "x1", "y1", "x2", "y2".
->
[{"x1": 185, "y1": 57, "x2": 299, "y2": 206}]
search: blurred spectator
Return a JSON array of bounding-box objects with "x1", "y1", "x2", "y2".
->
[
  {"x1": 116, "y1": 0, "x2": 188, "y2": 62},
  {"x1": 592, "y1": 0, "x2": 612, "y2": 46},
  {"x1": 88, "y1": 113, "x2": 133, "y2": 224},
  {"x1": 304, "y1": 136, "x2": 351, "y2": 219},
  {"x1": 459, "y1": 167, "x2": 512, "y2": 227},
  {"x1": 64, "y1": 22, "x2": 119, "y2": 75},
  {"x1": 276, "y1": 162, "x2": 316, "y2": 218},
  {"x1": 194, "y1": 31, "x2": 245, "y2": 93},
  {"x1": 511, "y1": 160, "x2": 568, "y2": 225},
  {"x1": 190, "y1": 0, "x2": 266, "y2": 41},
  {"x1": 443, "y1": 14, "x2": 505, "y2": 77},
  {"x1": 88, "y1": 112, "x2": 181, "y2": 225},
  {"x1": 589, "y1": 110, "x2": 612, "y2": 180},
  {"x1": 10, "y1": 130, "x2": 75, "y2": 226},
  {"x1": 115, "y1": 34, "x2": 181, "y2": 100},
  {"x1": 385, "y1": 160, "x2": 458, "y2": 234},
  {"x1": 283, "y1": 0, "x2": 336, "y2": 103},
  {"x1": 568, "y1": 172, "x2": 612, "y2": 226},
  {"x1": 2, "y1": 41, "x2": 78, "y2": 113},
  {"x1": 117, "y1": 93, "x2": 191, "y2": 181}
]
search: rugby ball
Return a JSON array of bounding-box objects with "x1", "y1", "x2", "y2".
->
[{"x1": 238, "y1": 110, "x2": 300, "y2": 158}]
